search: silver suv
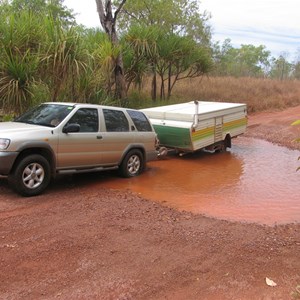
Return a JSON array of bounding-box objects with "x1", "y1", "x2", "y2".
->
[{"x1": 0, "y1": 102, "x2": 158, "y2": 196}]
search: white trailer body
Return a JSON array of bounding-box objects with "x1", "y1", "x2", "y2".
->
[{"x1": 141, "y1": 101, "x2": 247, "y2": 153}]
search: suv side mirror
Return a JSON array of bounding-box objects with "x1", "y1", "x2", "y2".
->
[{"x1": 63, "y1": 123, "x2": 81, "y2": 134}]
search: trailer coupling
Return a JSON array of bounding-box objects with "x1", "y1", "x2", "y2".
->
[{"x1": 157, "y1": 146, "x2": 168, "y2": 158}]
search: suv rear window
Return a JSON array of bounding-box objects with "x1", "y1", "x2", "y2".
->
[
  {"x1": 103, "y1": 109, "x2": 129, "y2": 132},
  {"x1": 127, "y1": 110, "x2": 152, "y2": 132}
]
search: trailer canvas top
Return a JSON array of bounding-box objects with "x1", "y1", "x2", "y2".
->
[
  {"x1": 141, "y1": 101, "x2": 247, "y2": 153},
  {"x1": 141, "y1": 101, "x2": 246, "y2": 122}
]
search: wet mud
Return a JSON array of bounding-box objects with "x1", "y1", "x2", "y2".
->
[{"x1": 99, "y1": 137, "x2": 300, "y2": 225}]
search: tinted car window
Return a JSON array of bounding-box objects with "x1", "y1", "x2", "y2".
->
[
  {"x1": 66, "y1": 108, "x2": 98, "y2": 132},
  {"x1": 103, "y1": 109, "x2": 129, "y2": 132},
  {"x1": 127, "y1": 110, "x2": 153, "y2": 132}
]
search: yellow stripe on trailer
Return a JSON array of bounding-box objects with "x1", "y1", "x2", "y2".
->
[
  {"x1": 223, "y1": 118, "x2": 247, "y2": 132},
  {"x1": 191, "y1": 127, "x2": 214, "y2": 142}
]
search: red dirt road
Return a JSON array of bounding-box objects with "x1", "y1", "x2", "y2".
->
[
  {"x1": 245, "y1": 105, "x2": 300, "y2": 150},
  {"x1": 0, "y1": 106, "x2": 300, "y2": 300}
]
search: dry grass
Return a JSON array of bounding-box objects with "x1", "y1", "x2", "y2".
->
[
  {"x1": 172, "y1": 76, "x2": 300, "y2": 113},
  {"x1": 136, "y1": 76, "x2": 300, "y2": 113}
]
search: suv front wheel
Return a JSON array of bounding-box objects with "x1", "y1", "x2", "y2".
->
[
  {"x1": 120, "y1": 149, "x2": 144, "y2": 178},
  {"x1": 9, "y1": 154, "x2": 51, "y2": 197}
]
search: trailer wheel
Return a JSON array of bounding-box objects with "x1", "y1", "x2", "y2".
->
[
  {"x1": 224, "y1": 134, "x2": 232, "y2": 148},
  {"x1": 216, "y1": 135, "x2": 231, "y2": 153},
  {"x1": 215, "y1": 141, "x2": 226, "y2": 153}
]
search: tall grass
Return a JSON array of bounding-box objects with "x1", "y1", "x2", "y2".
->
[
  {"x1": 173, "y1": 76, "x2": 300, "y2": 113},
  {"x1": 133, "y1": 76, "x2": 300, "y2": 113}
]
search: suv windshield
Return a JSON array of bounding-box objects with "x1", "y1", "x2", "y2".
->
[{"x1": 15, "y1": 104, "x2": 75, "y2": 127}]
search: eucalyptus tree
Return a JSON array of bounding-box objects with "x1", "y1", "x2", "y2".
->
[
  {"x1": 269, "y1": 54, "x2": 292, "y2": 80},
  {"x1": 10, "y1": 0, "x2": 75, "y2": 25},
  {"x1": 212, "y1": 39, "x2": 235, "y2": 76},
  {"x1": 119, "y1": 0, "x2": 212, "y2": 100},
  {"x1": 212, "y1": 39, "x2": 271, "y2": 77},
  {"x1": 156, "y1": 34, "x2": 212, "y2": 99},
  {"x1": 292, "y1": 48, "x2": 300, "y2": 79},
  {"x1": 236, "y1": 45, "x2": 271, "y2": 77},
  {"x1": 292, "y1": 62, "x2": 300, "y2": 79},
  {"x1": 95, "y1": 0, "x2": 127, "y2": 101},
  {"x1": 124, "y1": 25, "x2": 212, "y2": 100},
  {"x1": 119, "y1": 0, "x2": 211, "y2": 44}
]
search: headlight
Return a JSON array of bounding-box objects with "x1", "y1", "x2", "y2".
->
[{"x1": 0, "y1": 138, "x2": 10, "y2": 150}]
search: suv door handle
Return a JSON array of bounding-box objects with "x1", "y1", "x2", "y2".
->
[{"x1": 96, "y1": 135, "x2": 103, "y2": 139}]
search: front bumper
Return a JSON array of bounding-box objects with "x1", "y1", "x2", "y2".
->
[{"x1": 0, "y1": 151, "x2": 18, "y2": 175}]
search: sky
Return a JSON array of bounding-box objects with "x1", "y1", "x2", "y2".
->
[{"x1": 64, "y1": 0, "x2": 300, "y2": 60}]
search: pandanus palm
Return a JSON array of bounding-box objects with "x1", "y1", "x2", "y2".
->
[
  {"x1": 0, "y1": 12, "x2": 44, "y2": 114},
  {"x1": 41, "y1": 18, "x2": 87, "y2": 102},
  {"x1": 123, "y1": 25, "x2": 159, "y2": 98}
]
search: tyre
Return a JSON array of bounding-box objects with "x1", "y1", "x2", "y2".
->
[
  {"x1": 119, "y1": 149, "x2": 144, "y2": 178},
  {"x1": 216, "y1": 135, "x2": 231, "y2": 153},
  {"x1": 215, "y1": 141, "x2": 226, "y2": 153},
  {"x1": 9, "y1": 154, "x2": 51, "y2": 197}
]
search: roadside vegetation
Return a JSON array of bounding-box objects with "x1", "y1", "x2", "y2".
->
[
  {"x1": 138, "y1": 76, "x2": 300, "y2": 113},
  {"x1": 1, "y1": 0, "x2": 300, "y2": 116}
]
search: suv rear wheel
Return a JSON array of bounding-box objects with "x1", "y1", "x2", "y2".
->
[
  {"x1": 9, "y1": 154, "x2": 51, "y2": 197},
  {"x1": 120, "y1": 149, "x2": 144, "y2": 178}
]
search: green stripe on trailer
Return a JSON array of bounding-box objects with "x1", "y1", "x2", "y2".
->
[{"x1": 153, "y1": 125, "x2": 191, "y2": 149}]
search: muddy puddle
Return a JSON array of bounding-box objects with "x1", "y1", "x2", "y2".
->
[{"x1": 99, "y1": 137, "x2": 300, "y2": 225}]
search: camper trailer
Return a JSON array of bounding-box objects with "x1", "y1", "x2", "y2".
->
[{"x1": 141, "y1": 101, "x2": 247, "y2": 155}]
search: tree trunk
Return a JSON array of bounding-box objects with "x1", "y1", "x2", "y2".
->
[
  {"x1": 280, "y1": 61, "x2": 285, "y2": 81},
  {"x1": 151, "y1": 74, "x2": 157, "y2": 101},
  {"x1": 167, "y1": 63, "x2": 172, "y2": 99},
  {"x1": 95, "y1": 0, "x2": 127, "y2": 101},
  {"x1": 151, "y1": 62, "x2": 157, "y2": 101},
  {"x1": 160, "y1": 75, "x2": 165, "y2": 100}
]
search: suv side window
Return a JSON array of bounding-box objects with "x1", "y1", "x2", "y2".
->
[
  {"x1": 127, "y1": 110, "x2": 153, "y2": 132},
  {"x1": 103, "y1": 109, "x2": 129, "y2": 132},
  {"x1": 66, "y1": 108, "x2": 98, "y2": 132}
]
